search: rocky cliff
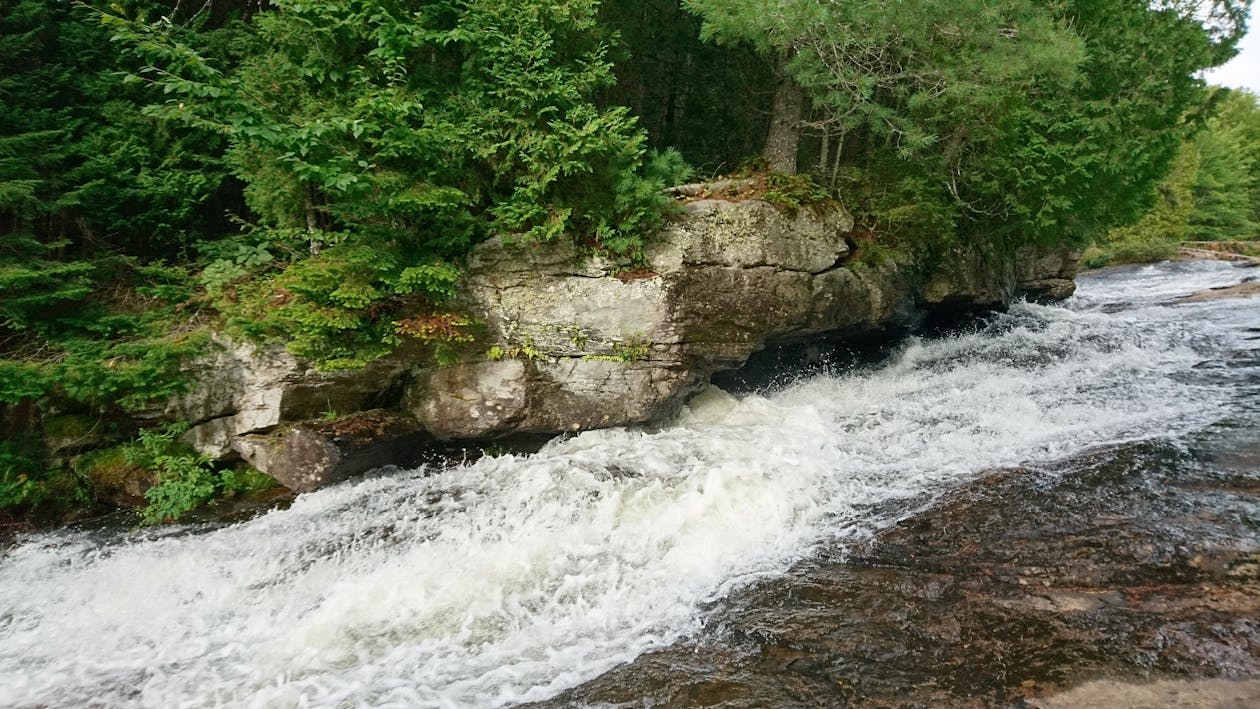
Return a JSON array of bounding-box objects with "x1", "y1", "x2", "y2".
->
[{"x1": 170, "y1": 198, "x2": 1078, "y2": 492}]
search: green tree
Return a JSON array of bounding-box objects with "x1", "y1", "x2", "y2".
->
[
  {"x1": 1086, "y1": 143, "x2": 1199, "y2": 267},
  {"x1": 1113, "y1": 144, "x2": 1200, "y2": 246},
  {"x1": 998, "y1": 0, "x2": 1246, "y2": 246},
  {"x1": 109, "y1": 0, "x2": 677, "y2": 367},
  {"x1": 1, "y1": 0, "x2": 229, "y2": 409},
  {"x1": 0, "y1": 1, "x2": 228, "y2": 255},
  {"x1": 598, "y1": 0, "x2": 773, "y2": 172},
  {"x1": 1189, "y1": 89, "x2": 1260, "y2": 240},
  {"x1": 682, "y1": 0, "x2": 1247, "y2": 252},
  {"x1": 113, "y1": 0, "x2": 665, "y2": 250},
  {"x1": 683, "y1": 0, "x2": 1082, "y2": 175}
]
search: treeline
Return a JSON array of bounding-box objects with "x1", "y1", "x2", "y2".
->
[
  {"x1": 0, "y1": 0, "x2": 1251, "y2": 512},
  {"x1": 1092, "y1": 87, "x2": 1260, "y2": 266}
]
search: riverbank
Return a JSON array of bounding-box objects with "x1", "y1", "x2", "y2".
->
[{"x1": 2, "y1": 196, "x2": 1082, "y2": 533}]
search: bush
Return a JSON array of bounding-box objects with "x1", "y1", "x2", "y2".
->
[
  {"x1": 1, "y1": 439, "x2": 91, "y2": 517},
  {"x1": 122, "y1": 423, "x2": 276, "y2": 524}
]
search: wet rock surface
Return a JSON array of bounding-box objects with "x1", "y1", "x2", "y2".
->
[
  {"x1": 539, "y1": 425, "x2": 1260, "y2": 707},
  {"x1": 235, "y1": 409, "x2": 430, "y2": 493}
]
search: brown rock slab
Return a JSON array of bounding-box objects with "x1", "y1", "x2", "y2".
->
[
  {"x1": 1032, "y1": 678, "x2": 1260, "y2": 709},
  {"x1": 535, "y1": 435, "x2": 1260, "y2": 708},
  {"x1": 1176, "y1": 281, "x2": 1260, "y2": 303}
]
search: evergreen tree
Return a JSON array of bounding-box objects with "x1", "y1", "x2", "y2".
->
[
  {"x1": 1, "y1": 0, "x2": 227, "y2": 356},
  {"x1": 681, "y1": 0, "x2": 1247, "y2": 250},
  {"x1": 1189, "y1": 89, "x2": 1260, "y2": 240},
  {"x1": 109, "y1": 0, "x2": 681, "y2": 367}
]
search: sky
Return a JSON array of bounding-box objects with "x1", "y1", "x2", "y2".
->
[{"x1": 1203, "y1": 12, "x2": 1260, "y2": 93}]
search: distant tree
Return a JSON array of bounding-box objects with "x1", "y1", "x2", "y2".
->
[
  {"x1": 682, "y1": 0, "x2": 1081, "y2": 175},
  {"x1": 598, "y1": 0, "x2": 773, "y2": 172},
  {"x1": 1001, "y1": 0, "x2": 1248, "y2": 245},
  {"x1": 1189, "y1": 89, "x2": 1260, "y2": 240},
  {"x1": 1126, "y1": 144, "x2": 1201, "y2": 245}
]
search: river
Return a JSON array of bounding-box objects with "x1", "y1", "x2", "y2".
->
[{"x1": 1, "y1": 260, "x2": 1257, "y2": 707}]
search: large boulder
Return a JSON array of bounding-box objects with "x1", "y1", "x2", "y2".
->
[
  {"x1": 920, "y1": 243, "x2": 1081, "y2": 308},
  {"x1": 173, "y1": 336, "x2": 417, "y2": 460},
  {"x1": 920, "y1": 244, "x2": 1017, "y2": 310},
  {"x1": 405, "y1": 358, "x2": 685, "y2": 439},
  {"x1": 1015, "y1": 247, "x2": 1081, "y2": 302}
]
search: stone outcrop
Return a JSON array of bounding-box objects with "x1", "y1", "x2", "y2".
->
[
  {"x1": 1015, "y1": 247, "x2": 1081, "y2": 303},
  {"x1": 174, "y1": 337, "x2": 418, "y2": 459},
  {"x1": 401, "y1": 200, "x2": 860, "y2": 440},
  {"x1": 166, "y1": 197, "x2": 1079, "y2": 492},
  {"x1": 922, "y1": 244, "x2": 1081, "y2": 308}
]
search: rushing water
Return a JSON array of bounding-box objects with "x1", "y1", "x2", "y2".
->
[{"x1": 0, "y1": 261, "x2": 1256, "y2": 708}]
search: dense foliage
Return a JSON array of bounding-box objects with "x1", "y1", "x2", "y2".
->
[
  {"x1": 103, "y1": 0, "x2": 691, "y2": 368},
  {"x1": 0, "y1": 0, "x2": 1252, "y2": 520},
  {"x1": 1, "y1": 0, "x2": 225, "y2": 404},
  {"x1": 680, "y1": 0, "x2": 1249, "y2": 254},
  {"x1": 1089, "y1": 87, "x2": 1260, "y2": 267},
  {"x1": 1190, "y1": 89, "x2": 1260, "y2": 240}
]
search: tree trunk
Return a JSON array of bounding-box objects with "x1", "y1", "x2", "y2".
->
[
  {"x1": 762, "y1": 72, "x2": 804, "y2": 174},
  {"x1": 305, "y1": 189, "x2": 320, "y2": 256},
  {"x1": 816, "y1": 126, "x2": 831, "y2": 177},
  {"x1": 830, "y1": 133, "x2": 845, "y2": 192}
]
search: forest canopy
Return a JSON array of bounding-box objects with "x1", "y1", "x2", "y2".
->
[{"x1": 0, "y1": 0, "x2": 1253, "y2": 415}]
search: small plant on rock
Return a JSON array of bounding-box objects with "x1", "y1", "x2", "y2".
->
[{"x1": 125, "y1": 423, "x2": 219, "y2": 524}]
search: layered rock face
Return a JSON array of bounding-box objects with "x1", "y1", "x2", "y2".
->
[
  {"x1": 404, "y1": 200, "x2": 863, "y2": 440},
  {"x1": 174, "y1": 199, "x2": 1078, "y2": 490}
]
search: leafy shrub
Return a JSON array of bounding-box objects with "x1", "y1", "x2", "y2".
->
[
  {"x1": 0, "y1": 442, "x2": 46, "y2": 510},
  {"x1": 0, "y1": 439, "x2": 90, "y2": 515},
  {"x1": 1, "y1": 247, "x2": 210, "y2": 411},
  {"x1": 138, "y1": 462, "x2": 219, "y2": 525},
  {"x1": 209, "y1": 238, "x2": 470, "y2": 370},
  {"x1": 218, "y1": 467, "x2": 276, "y2": 497},
  {"x1": 123, "y1": 423, "x2": 218, "y2": 524},
  {"x1": 103, "y1": 423, "x2": 278, "y2": 524}
]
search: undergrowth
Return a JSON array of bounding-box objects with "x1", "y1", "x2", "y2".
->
[{"x1": 124, "y1": 423, "x2": 275, "y2": 525}]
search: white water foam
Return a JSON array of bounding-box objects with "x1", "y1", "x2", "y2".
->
[{"x1": 0, "y1": 261, "x2": 1251, "y2": 708}]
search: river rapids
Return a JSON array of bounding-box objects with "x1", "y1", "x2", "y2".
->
[{"x1": 1, "y1": 260, "x2": 1256, "y2": 707}]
